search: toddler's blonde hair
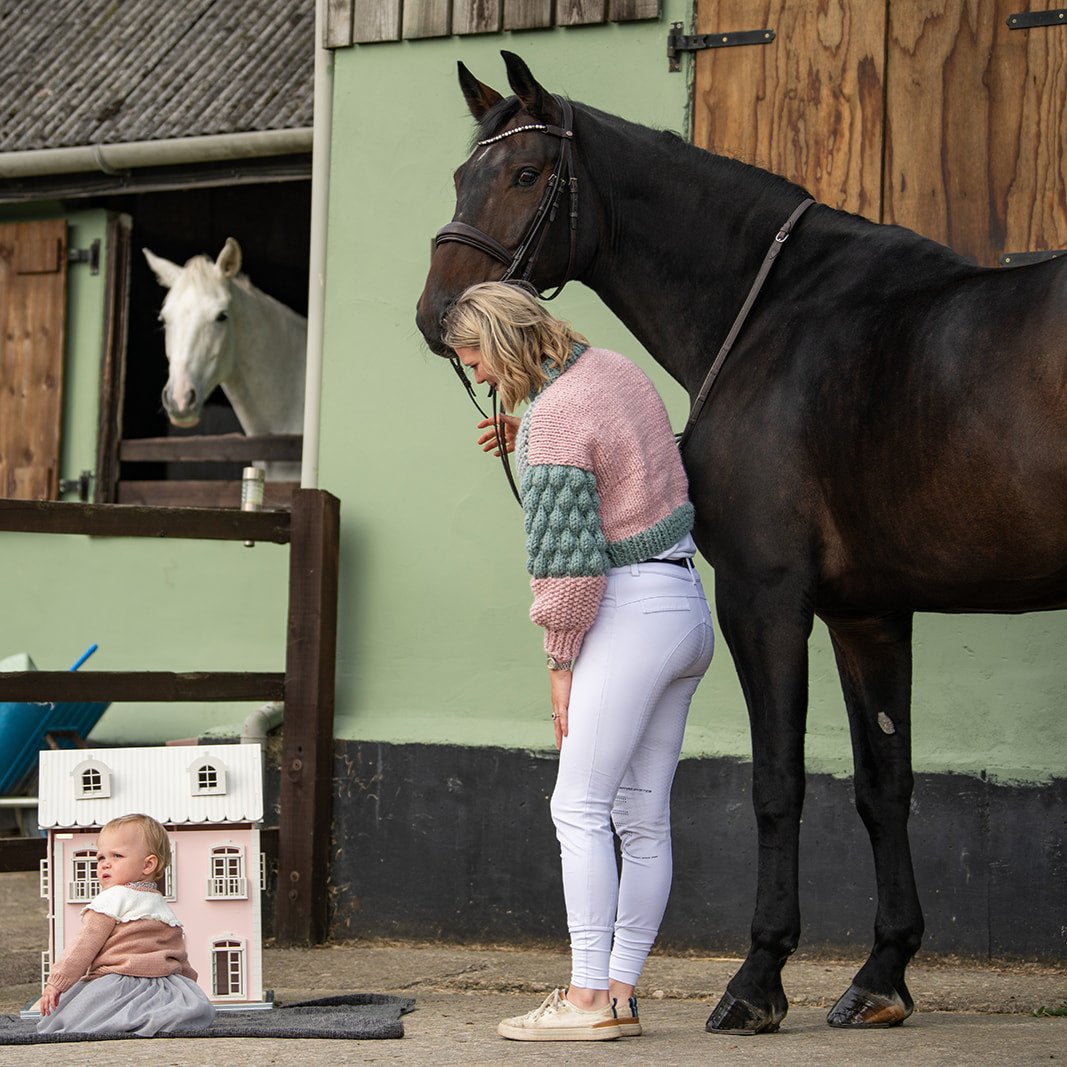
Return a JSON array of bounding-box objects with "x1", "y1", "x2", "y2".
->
[{"x1": 100, "y1": 813, "x2": 171, "y2": 885}]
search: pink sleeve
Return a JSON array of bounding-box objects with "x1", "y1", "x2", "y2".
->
[
  {"x1": 530, "y1": 575, "x2": 607, "y2": 662},
  {"x1": 46, "y1": 910, "x2": 115, "y2": 993}
]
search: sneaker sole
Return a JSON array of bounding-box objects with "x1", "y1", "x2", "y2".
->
[
  {"x1": 497, "y1": 1020, "x2": 621, "y2": 1041},
  {"x1": 617, "y1": 1019, "x2": 643, "y2": 1036}
]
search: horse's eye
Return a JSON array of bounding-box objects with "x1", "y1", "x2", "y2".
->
[
  {"x1": 517, "y1": 167, "x2": 539, "y2": 187},
  {"x1": 215, "y1": 311, "x2": 229, "y2": 323}
]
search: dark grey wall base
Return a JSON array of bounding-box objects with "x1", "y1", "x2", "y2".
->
[{"x1": 280, "y1": 741, "x2": 1066, "y2": 961}]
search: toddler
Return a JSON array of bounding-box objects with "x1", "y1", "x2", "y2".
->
[{"x1": 37, "y1": 813, "x2": 215, "y2": 1036}]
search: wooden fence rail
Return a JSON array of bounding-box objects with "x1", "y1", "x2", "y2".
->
[{"x1": 0, "y1": 490, "x2": 339, "y2": 946}]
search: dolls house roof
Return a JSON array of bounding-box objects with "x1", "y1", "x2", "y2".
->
[{"x1": 37, "y1": 744, "x2": 264, "y2": 828}]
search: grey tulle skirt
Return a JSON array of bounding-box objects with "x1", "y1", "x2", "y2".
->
[{"x1": 36, "y1": 974, "x2": 216, "y2": 1036}]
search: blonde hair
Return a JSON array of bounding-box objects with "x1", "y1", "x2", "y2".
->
[
  {"x1": 442, "y1": 282, "x2": 588, "y2": 411},
  {"x1": 100, "y1": 813, "x2": 171, "y2": 885}
]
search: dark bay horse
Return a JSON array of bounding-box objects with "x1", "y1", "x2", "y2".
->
[{"x1": 415, "y1": 52, "x2": 1067, "y2": 1034}]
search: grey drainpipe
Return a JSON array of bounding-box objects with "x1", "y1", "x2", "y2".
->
[
  {"x1": 0, "y1": 128, "x2": 313, "y2": 179},
  {"x1": 299, "y1": 0, "x2": 333, "y2": 491}
]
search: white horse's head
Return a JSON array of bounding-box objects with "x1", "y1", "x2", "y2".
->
[{"x1": 143, "y1": 238, "x2": 244, "y2": 427}]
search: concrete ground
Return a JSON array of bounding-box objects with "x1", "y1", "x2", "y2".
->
[{"x1": 1, "y1": 870, "x2": 1064, "y2": 1066}]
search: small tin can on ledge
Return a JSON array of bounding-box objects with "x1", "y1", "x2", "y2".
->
[{"x1": 241, "y1": 467, "x2": 265, "y2": 546}]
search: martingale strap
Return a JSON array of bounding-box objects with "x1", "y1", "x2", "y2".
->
[{"x1": 677, "y1": 197, "x2": 815, "y2": 452}]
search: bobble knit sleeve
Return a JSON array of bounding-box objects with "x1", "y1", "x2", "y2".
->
[
  {"x1": 522, "y1": 462, "x2": 610, "y2": 661},
  {"x1": 45, "y1": 910, "x2": 116, "y2": 993}
]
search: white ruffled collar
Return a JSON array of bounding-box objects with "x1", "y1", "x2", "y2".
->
[{"x1": 84, "y1": 884, "x2": 182, "y2": 927}]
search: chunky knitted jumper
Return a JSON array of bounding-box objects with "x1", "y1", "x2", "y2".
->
[
  {"x1": 516, "y1": 345, "x2": 694, "y2": 662},
  {"x1": 45, "y1": 884, "x2": 197, "y2": 993}
]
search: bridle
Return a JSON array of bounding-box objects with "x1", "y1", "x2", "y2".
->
[
  {"x1": 436, "y1": 95, "x2": 580, "y2": 506},
  {"x1": 434, "y1": 95, "x2": 579, "y2": 300}
]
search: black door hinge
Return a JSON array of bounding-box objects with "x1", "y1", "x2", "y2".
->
[
  {"x1": 668, "y1": 22, "x2": 775, "y2": 72},
  {"x1": 1007, "y1": 9, "x2": 1066, "y2": 29},
  {"x1": 999, "y1": 249, "x2": 1065, "y2": 267}
]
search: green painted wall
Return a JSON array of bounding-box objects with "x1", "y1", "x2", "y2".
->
[
  {"x1": 2, "y1": 13, "x2": 1064, "y2": 785},
  {"x1": 318, "y1": 14, "x2": 1067, "y2": 784}
]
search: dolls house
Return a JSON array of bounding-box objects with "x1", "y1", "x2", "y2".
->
[{"x1": 36, "y1": 743, "x2": 270, "y2": 1008}]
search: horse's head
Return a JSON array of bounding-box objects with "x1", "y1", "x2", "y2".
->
[
  {"x1": 144, "y1": 238, "x2": 243, "y2": 427},
  {"x1": 416, "y1": 52, "x2": 588, "y2": 353}
]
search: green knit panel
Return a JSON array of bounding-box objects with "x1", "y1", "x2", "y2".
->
[
  {"x1": 522, "y1": 464, "x2": 610, "y2": 578},
  {"x1": 606, "y1": 503, "x2": 695, "y2": 567}
]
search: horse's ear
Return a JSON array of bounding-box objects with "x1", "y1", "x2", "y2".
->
[
  {"x1": 143, "y1": 248, "x2": 181, "y2": 289},
  {"x1": 457, "y1": 62, "x2": 503, "y2": 121},
  {"x1": 217, "y1": 237, "x2": 242, "y2": 278},
  {"x1": 501, "y1": 51, "x2": 555, "y2": 123}
]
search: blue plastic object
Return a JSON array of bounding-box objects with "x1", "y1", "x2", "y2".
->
[{"x1": 0, "y1": 648, "x2": 109, "y2": 795}]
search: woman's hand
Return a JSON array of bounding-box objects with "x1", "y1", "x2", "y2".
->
[
  {"x1": 476, "y1": 415, "x2": 519, "y2": 455},
  {"x1": 39, "y1": 986, "x2": 59, "y2": 1016},
  {"x1": 549, "y1": 668, "x2": 572, "y2": 750}
]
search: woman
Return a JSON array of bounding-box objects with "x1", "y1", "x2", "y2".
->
[{"x1": 442, "y1": 282, "x2": 714, "y2": 1042}]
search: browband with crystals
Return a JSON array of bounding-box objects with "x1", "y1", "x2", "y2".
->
[{"x1": 477, "y1": 123, "x2": 549, "y2": 146}]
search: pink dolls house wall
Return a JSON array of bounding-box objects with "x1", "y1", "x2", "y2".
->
[{"x1": 50, "y1": 826, "x2": 263, "y2": 1004}]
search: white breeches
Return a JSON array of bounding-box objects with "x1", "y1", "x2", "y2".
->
[{"x1": 550, "y1": 561, "x2": 714, "y2": 989}]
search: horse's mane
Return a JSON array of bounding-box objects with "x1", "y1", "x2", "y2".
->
[{"x1": 474, "y1": 96, "x2": 808, "y2": 207}]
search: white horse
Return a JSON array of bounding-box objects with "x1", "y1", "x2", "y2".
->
[{"x1": 143, "y1": 238, "x2": 306, "y2": 481}]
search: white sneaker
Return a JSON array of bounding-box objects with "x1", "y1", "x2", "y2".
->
[{"x1": 497, "y1": 988, "x2": 622, "y2": 1041}]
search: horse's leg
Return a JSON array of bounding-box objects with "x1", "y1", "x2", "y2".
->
[
  {"x1": 824, "y1": 611, "x2": 922, "y2": 1027},
  {"x1": 705, "y1": 570, "x2": 814, "y2": 1035}
]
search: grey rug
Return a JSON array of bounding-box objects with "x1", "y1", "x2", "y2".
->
[{"x1": 0, "y1": 993, "x2": 415, "y2": 1043}]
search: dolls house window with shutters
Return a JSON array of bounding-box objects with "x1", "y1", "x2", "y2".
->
[{"x1": 37, "y1": 743, "x2": 270, "y2": 1008}]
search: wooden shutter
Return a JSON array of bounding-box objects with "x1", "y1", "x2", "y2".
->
[
  {"x1": 884, "y1": 0, "x2": 1067, "y2": 266},
  {"x1": 0, "y1": 220, "x2": 68, "y2": 500},
  {"x1": 693, "y1": 1, "x2": 1067, "y2": 266},
  {"x1": 693, "y1": 0, "x2": 887, "y2": 219}
]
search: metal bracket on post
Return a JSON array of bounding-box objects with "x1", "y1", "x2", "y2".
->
[
  {"x1": 1006, "y1": 9, "x2": 1066, "y2": 29},
  {"x1": 68, "y1": 239, "x2": 100, "y2": 275},
  {"x1": 667, "y1": 22, "x2": 775, "y2": 72}
]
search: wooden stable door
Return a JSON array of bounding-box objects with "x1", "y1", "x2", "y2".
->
[
  {"x1": 693, "y1": 0, "x2": 1067, "y2": 265},
  {"x1": 0, "y1": 220, "x2": 69, "y2": 499}
]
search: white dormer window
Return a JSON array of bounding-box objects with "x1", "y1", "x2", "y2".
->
[
  {"x1": 189, "y1": 757, "x2": 227, "y2": 796},
  {"x1": 72, "y1": 759, "x2": 111, "y2": 800}
]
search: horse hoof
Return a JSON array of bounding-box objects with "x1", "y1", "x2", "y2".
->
[
  {"x1": 706, "y1": 990, "x2": 783, "y2": 1035},
  {"x1": 827, "y1": 984, "x2": 911, "y2": 1028}
]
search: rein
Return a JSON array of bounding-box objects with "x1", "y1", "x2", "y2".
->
[
  {"x1": 677, "y1": 197, "x2": 815, "y2": 451},
  {"x1": 434, "y1": 96, "x2": 579, "y2": 300},
  {"x1": 448, "y1": 356, "x2": 522, "y2": 505}
]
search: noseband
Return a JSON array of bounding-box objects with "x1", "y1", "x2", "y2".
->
[{"x1": 434, "y1": 96, "x2": 578, "y2": 301}]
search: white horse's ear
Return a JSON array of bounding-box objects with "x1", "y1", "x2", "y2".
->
[
  {"x1": 217, "y1": 237, "x2": 242, "y2": 278},
  {"x1": 143, "y1": 248, "x2": 181, "y2": 289}
]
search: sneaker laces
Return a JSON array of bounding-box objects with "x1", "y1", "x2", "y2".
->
[{"x1": 523, "y1": 988, "x2": 568, "y2": 1022}]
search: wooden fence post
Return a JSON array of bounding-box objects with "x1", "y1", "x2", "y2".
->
[{"x1": 275, "y1": 488, "x2": 340, "y2": 945}]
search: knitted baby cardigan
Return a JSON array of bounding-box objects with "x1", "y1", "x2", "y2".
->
[
  {"x1": 45, "y1": 884, "x2": 197, "y2": 992},
  {"x1": 516, "y1": 345, "x2": 694, "y2": 662}
]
